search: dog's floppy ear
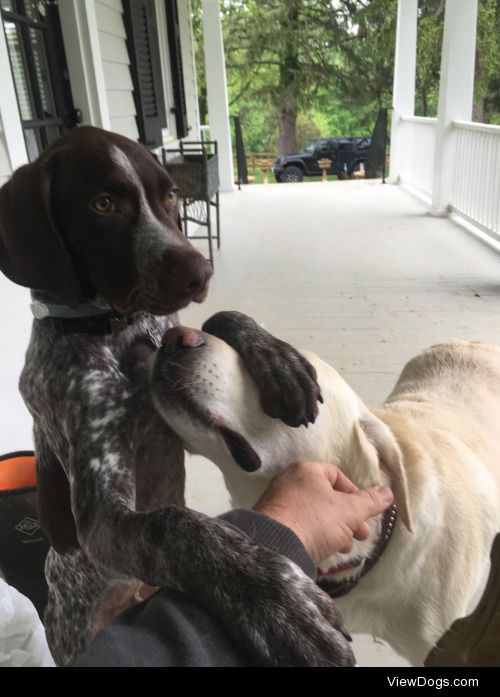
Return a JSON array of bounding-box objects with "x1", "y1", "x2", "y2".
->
[
  {"x1": 350, "y1": 412, "x2": 413, "y2": 532},
  {"x1": 0, "y1": 152, "x2": 83, "y2": 305}
]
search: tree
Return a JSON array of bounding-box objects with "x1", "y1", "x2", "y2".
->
[
  {"x1": 333, "y1": 0, "x2": 396, "y2": 111},
  {"x1": 474, "y1": 0, "x2": 500, "y2": 124},
  {"x1": 219, "y1": 0, "x2": 349, "y2": 154},
  {"x1": 192, "y1": 1, "x2": 396, "y2": 153},
  {"x1": 415, "y1": 0, "x2": 444, "y2": 117},
  {"x1": 192, "y1": 0, "x2": 500, "y2": 155}
]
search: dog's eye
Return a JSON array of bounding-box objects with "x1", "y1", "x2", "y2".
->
[
  {"x1": 164, "y1": 190, "x2": 178, "y2": 208},
  {"x1": 93, "y1": 196, "x2": 114, "y2": 213}
]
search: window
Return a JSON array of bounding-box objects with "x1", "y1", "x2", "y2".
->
[
  {"x1": 337, "y1": 140, "x2": 354, "y2": 152},
  {"x1": 355, "y1": 137, "x2": 371, "y2": 150},
  {"x1": 1, "y1": 0, "x2": 77, "y2": 161},
  {"x1": 316, "y1": 140, "x2": 331, "y2": 153}
]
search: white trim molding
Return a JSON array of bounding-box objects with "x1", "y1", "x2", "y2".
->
[
  {"x1": 0, "y1": 18, "x2": 28, "y2": 170},
  {"x1": 58, "y1": 0, "x2": 111, "y2": 130},
  {"x1": 201, "y1": 0, "x2": 234, "y2": 192}
]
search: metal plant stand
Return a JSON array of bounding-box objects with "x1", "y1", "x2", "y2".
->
[{"x1": 162, "y1": 141, "x2": 220, "y2": 266}]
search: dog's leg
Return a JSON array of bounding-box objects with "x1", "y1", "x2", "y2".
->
[
  {"x1": 44, "y1": 547, "x2": 111, "y2": 666},
  {"x1": 202, "y1": 311, "x2": 323, "y2": 427},
  {"x1": 60, "y1": 367, "x2": 352, "y2": 665},
  {"x1": 33, "y1": 425, "x2": 77, "y2": 553},
  {"x1": 133, "y1": 409, "x2": 186, "y2": 512},
  {"x1": 72, "y1": 484, "x2": 354, "y2": 666}
]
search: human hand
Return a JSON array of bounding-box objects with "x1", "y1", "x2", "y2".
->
[{"x1": 253, "y1": 460, "x2": 394, "y2": 564}]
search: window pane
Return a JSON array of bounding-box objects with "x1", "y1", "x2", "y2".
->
[
  {"x1": 24, "y1": 128, "x2": 43, "y2": 162},
  {"x1": 30, "y1": 27, "x2": 56, "y2": 117},
  {"x1": 45, "y1": 124, "x2": 62, "y2": 146},
  {"x1": 0, "y1": 1, "x2": 15, "y2": 12},
  {"x1": 4, "y1": 21, "x2": 34, "y2": 120},
  {"x1": 24, "y1": 0, "x2": 46, "y2": 21}
]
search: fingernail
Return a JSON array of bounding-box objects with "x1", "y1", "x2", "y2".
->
[{"x1": 375, "y1": 485, "x2": 393, "y2": 502}]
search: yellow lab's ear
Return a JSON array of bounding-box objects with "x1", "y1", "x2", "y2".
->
[
  {"x1": 352, "y1": 413, "x2": 413, "y2": 532},
  {"x1": 349, "y1": 421, "x2": 380, "y2": 489}
]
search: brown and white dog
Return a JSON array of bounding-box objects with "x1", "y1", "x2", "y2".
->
[
  {"x1": 0, "y1": 129, "x2": 351, "y2": 666},
  {"x1": 152, "y1": 314, "x2": 500, "y2": 665}
]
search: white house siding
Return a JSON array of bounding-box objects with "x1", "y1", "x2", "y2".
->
[
  {"x1": 178, "y1": 0, "x2": 200, "y2": 141},
  {"x1": 94, "y1": 0, "x2": 139, "y2": 140}
]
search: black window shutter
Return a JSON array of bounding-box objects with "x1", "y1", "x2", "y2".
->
[
  {"x1": 123, "y1": 0, "x2": 167, "y2": 147},
  {"x1": 165, "y1": 0, "x2": 188, "y2": 139}
]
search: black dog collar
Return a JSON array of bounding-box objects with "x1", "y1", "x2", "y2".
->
[
  {"x1": 318, "y1": 503, "x2": 398, "y2": 599},
  {"x1": 30, "y1": 292, "x2": 138, "y2": 336}
]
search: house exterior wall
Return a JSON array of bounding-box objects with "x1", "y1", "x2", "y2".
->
[
  {"x1": 0, "y1": 0, "x2": 200, "y2": 181},
  {"x1": 95, "y1": 0, "x2": 139, "y2": 140}
]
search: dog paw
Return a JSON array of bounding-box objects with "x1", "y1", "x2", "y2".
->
[
  {"x1": 187, "y1": 518, "x2": 355, "y2": 666},
  {"x1": 202, "y1": 311, "x2": 323, "y2": 427},
  {"x1": 225, "y1": 551, "x2": 355, "y2": 666},
  {"x1": 250, "y1": 340, "x2": 323, "y2": 427}
]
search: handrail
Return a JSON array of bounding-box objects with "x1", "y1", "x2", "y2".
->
[
  {"x1": 400, "y1": 115, "x2": 437, "y2": 124},
  {"x1": 453, "y1": 120, "x2": 500, "y2": 135}
]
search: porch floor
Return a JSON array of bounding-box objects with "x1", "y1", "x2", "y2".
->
[{"x1": 3, "y1": 179, "x2": 500, "y2": 665}]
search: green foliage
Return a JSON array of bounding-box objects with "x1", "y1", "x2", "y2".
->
[
  {"x1": 333, "y1": 0, "x2": 396, "y2": 110},
  {"x1": 475, "y1": 0, "x2": 500, "y2": 123},
  {"x1": 192, "y1": 0, "x2": 500, "y2": 154},
  {"x1": 415, "y1": 1, "x2": 444, "y2": 116}
]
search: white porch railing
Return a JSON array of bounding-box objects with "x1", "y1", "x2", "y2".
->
[
  {"x1": 399, "y1": 116, "x2": 437, "y2": 198},
  {"x1": 399, "y1": 117, "x2": 500, "y2": 240},
  {"x1": 450, "y1": 120, "x2": 500, "y2": 240}
]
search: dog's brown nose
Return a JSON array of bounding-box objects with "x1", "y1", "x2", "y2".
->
[
  {"x1": 161, "y1": 326, "x2": 206, "y2": 353},
  {"x1": 185, "y1": 255, "x2": 212, "y2": 295},
  {"x1": 160, "y1": 249, "x2": 213, "y2": 304}
]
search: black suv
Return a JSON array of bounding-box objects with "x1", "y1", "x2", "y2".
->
[{"x1": 273, "y1": 136, "x2": 371, "y2": 183}]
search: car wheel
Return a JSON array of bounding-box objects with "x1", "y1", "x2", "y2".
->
[{"x1": 281, "y1": 166, "x2": 304, "y2": 183}]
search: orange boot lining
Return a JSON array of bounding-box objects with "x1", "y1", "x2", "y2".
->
[{"x1": 0, "y1": 451, "x2": 37, "y2": 491}]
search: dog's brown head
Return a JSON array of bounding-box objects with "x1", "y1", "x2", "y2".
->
[{"x1": 0, "y1": 126, "x2": 212, "y2": 314}]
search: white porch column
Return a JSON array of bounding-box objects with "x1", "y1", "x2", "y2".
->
[
  {"x1": 201, "y1": 0, "x2": 234, "y2": 192},
  {"x1": 431, "y1": 0, "x2": 478, "y2": 214},
  {"x1": 389, "y1": 0, "x2": 418, "y2": 183}
]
